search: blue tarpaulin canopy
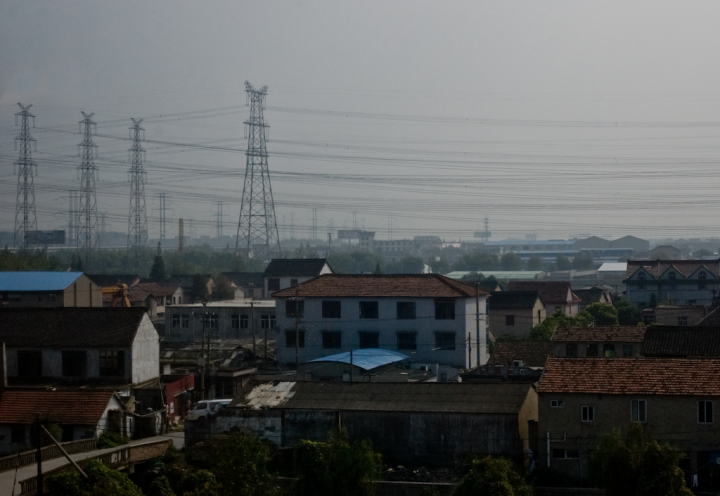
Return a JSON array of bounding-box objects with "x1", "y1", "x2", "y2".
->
[{"x1": 305, "y1": 348, "x2": 409, "y2": 371}]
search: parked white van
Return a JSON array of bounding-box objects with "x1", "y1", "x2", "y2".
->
[{"x1": 186, "y1": 399, "x2": 232, "y2": 421}]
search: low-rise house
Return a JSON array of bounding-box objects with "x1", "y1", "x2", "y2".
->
[
  {"x1": 272, "y1": 274, "x2": 490, "y2": 369},
  {"x1": 0, "y1": 389, "x2": 124, "y2": 455},
  {"x1": 624, "y1": 259, "x2": 720, "y2": 308},
  {"x1": 0, "y1": 308, "x2": 160, "y2": 389},
  {"x1": 573, "y1": 287, "x2": 613, "y2": 311},
  {"x1": 488, "y1": 291, "x2": 546, "y2": 338},
  {"x1": 487, "y1": 341, "x2": 554, "y2": 368},
  {"x1": 125, "y1": 282, "x2": 184, "y2": 318},
  {"x1": 0, "y1": 271, "x2": 102, "y2": 308},
  {"x1": 264, "y1": 258, "x2": 333, "y2": 297},
  {"x1": 222, "y1": 272, "x2": 265, "y2": 299},
  {"x1": 646, "y1": 305, "x2": 707, "y2": 326},
  {"x1": 507, "y1": 281, "x2": 581, "y2": 316},
  {"x1": 188, "y1": 381, "x2": 537, "y2": 466},
  {"x1": 165, "y1": 275, "x2": 215, "y2": 303},
  {"x1": 164, "y1": 300, "x2": 276, "y2": 342},
  {"x1": 551, "y1": 326, "x2": 646, "y2": 358},
  {"x1": 641, "y1": 325, "x2": 720, "y2": 358},
  {"x1": 537, "y1": 358, "x2": 720, "y2": 483}
]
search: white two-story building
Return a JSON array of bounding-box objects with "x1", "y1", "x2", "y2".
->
[{"x1": 273, "y1": 274, "x2": 489, "y2": 369}]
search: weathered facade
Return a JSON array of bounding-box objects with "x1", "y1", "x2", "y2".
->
[
  {"x1": 488, "y1": 291, "x2": 546, "y2": 338},
  {"x1": 186, "y1": 381, "x2": 537, "y2": 466},
  {"x1": 164, "y1": 300, "x2": 276, "y2": 342}
]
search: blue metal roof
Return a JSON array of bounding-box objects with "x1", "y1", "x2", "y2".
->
[
  {"x1": 0, "y1": 272, "x2": 83, "y2": 292},
  {"x1": 306, "y1": 348, "x2": 409, "y2": 371}
]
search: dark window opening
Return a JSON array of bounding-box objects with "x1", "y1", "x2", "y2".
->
[
  {"x1": 285, "y1": 300, "x2": 304, "y2": 318},
  {"x1": 435, "y1": 332, "x2": 455, "y2": 350},
  {"x1": 699, "y1": 400, "x2": 714, "y2": 423},
  {"x1": 62, "y1": 351, "x2": 87, "y2": 378},
  {"x1": 678, "y1": 316, "x2": 688, "y2": 326},
  {"x1": 285, "y1": 331, "x2": 305, "y2": 348},
  {"x1": 359, "y1": 301, "x2": 379, "y2": 319},
  {"x1": 261, "y1": 315, "x2": 275, "y2": 329},
  {"x1": 623, "y1": 344, "x2": 634, "y2": 357},
  {"x1": 181, "y1": 315, "x2": 189, "y2": 328},
  {"x1": 505, "y1": 315, "x2": 515, "y2": 326},
  {"x1": 604, "y1": 344, "x2": 616, "y2": 358},
  {"x1": 586, "y1": 344, "x2": 598, "y2": 357},
  {"x1": 99, "y1": 350, "x2": 125, "y2": 377},
  {"x1": 172, "y1": 315, "x2": 180, "y2": 328},
  {"x1": 397, "y1": 332, "x2": 417, "y2": 350},
  {"x1": 699, "y1": 272, "x2": 707, "y2": 290},
  {"x1": 322, "y1": 332, "x2": 342, "y2": 349},
  {"x1": 17, "y1": 350, "x2": 42, "y2": 377},
  {"x1": 322, "y1": 301, "x2": 342, "y2": 319},
  {"x1": 397, "y1": 302, "x2": 416, "y2": 320},
  {"x1": 359, "y1": 332, "x2": 379, "y2": 349},
  {"x1": 434, "y1": 299, "x2": 455, "y2": 320},
  {"x1": 631, "y1": 399, "x2": 647, "y2": 422},
  {"x1": 11, "y1": 425, "x2": 25, "y2": 444},
  {"x1": 566, "y1": 344, "x2": 578, "y2": 357}
]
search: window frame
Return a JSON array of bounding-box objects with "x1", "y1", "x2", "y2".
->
[
  {"x1": 359, "y1": 301, "x2": 379, "y2": 319},
  {"x1": 604, "y1": 344, "x2": 616, "y2": 358},
  {"x1": 261, "y1": 314, "x2": 276, "y2": 329},
  {"x1": 285, "y1": 299, "x2": 305, "y2": 318},
  {"x1": 99, "y1": 350, "x2": 125, "y2": 377},
  {"x1": 699, "y1": 272, "x2": 707, "y2": 290},
  {"x1": 231, "y1": 314, "x2": 240, "y2": 329},
  {"x1": 631, "y1": 399, "x2": 647, "y2": 423},
  {"x1": 566, "y1": 344, "x2": 578, "y2": 358},
  {"x1": 434, "y1": 332, "x2": 456, "y2": 351},
  {"x1": 11, "y1": 425, "x2": 25, "y2": 444},
  {"x1": 699, "y1": 400, "x2": 714, "y2": 424},
  {"x1": 396, "y1": 302, "x2": 417, "y2": 320},
  {"x1": 172, "y1": 314, "x2": 180, "y2": 328},
  {"x1": 622, "y1": 344, "x2": 634, "y2": 357},
  {"x1": 181, "y1": 315, "x2": 190, "y2": 328},
  {"x1": 321, "y1": 300, "x2": 342, "y2": 319},
  {"x1": 550, "y1": 399, "x2": 564, "y2": 408},
  {"x1": 434, "y1": 299, "x2": 456, "y2": 320},
  {"x1": 581, "y1": 405, "x2": 595, "y2": 422},
  {"x1": 638, "y1": 272, "x2": 646, "y2": 290}
]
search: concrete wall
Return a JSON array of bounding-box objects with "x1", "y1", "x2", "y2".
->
[
  {"x1": 275, "y1": 296, "x2": 487, "y2": 368},
  {"x1": 164, "y1": 304, "x2": 277, "y2": 342},
  {"x1": 62, "y1": 274, "x2": 103, "y2": 308},
  {"x1": 538, "y1": 392, "x2": 720, "y2": 480},
  {"x1": 131, "y1": 314, "x2": 160, "y2": 385},
  {"x1": 490, "y1": 300, "x2": 546, "y2": 339}
]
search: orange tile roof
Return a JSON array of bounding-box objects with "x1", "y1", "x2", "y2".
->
[
  {"x1": 538, "y1": 357, "x2": 720, "y2": 395},
  {"x1": 272, "y1": 274, "x2": 489, "y2": 298},
  {"x1": 551, "y1": 326, "x2": 647, "y2": 343},
  {"x1": 0, "y1": 389, "x2": 118, "y2": 425}
]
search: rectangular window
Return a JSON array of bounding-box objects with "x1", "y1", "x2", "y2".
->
[
  {"x1": 261, "y1": 315, "x2": 275, "y2": 329},
  {"x1": 631, "y1": 399, "x2": 647, "y2": 422},
  {"x1": 359, "y1": 301, "x2": 379, "y2": 319},
  {"x1": 322, "y1": 332, "x2": 342, "y2": 349},
  {"x1": 586, "y1": 344, "x2": 598, "y2": 357},
  {"x1": 604, "y1": 344, "x2": 616, "y2": 358},
  {"x1": 434, "y1": 299, "x2": 455, "y2": 320},
  {"x1": 268, "y1": 278, "x2": 280, "y2": 292},
  {"x1": 62, "y1": 351, "x2": 87, "y2": 378},
  {"x1": 241, "y1": 314, "x2": 249, "y2": 328},
  {"x1": 231, "y1": 314, "x2": 240, "y2": 329},
  {"x1": 566, "y1": 344, "x2": 578, "y2": 357},
  {"x1": 99, "y1": 350, "x2": 125, "y2": 377},
  {"x1": 677, "y1": 316, "x2": 688, "y2": 326},
  {"x1": 172, "y1": 315, "x2": 180, "y2": 328},
  {"x1": 207, "y1": 315, "x2": 218, "y2": 329},
  {"x1": 435, "y1": 332, "x2": 456, "y2": 350},
  {"x1": 181, "y1": 315, "x2": 189, "y2": 328},
  {"x1": 359, "y1": 332, "x2": 379, "y2": 349},
  {"x1": 505, "y1": 315, "x2": 515, "y2": 326},
  {"x1": 11, "y1": 425, "x2": 25, "y2": 444},
  {"x1": 322, "y1": 301, "x2": 342, "y2": 319},
  {"x1": 623, "y1": 345, "x2": 634, "y2": 357},
  {"x1": 581, "y1": 405, "x2": 595, "y2": 422},
  {"x1": 699, "y1": 400, "x2": 714, "y2": 424},
  {"x1": 285, "y1": 300, "x2": 304, "y2": 318},
  {"x1": 551, "y1": 400, "x2": 564, "y2": 408},
  {"x1": 285, "y1": 331, "x2": 305, "y2": 348},
  {"x1": 397, "y1": 302, "x2": 416, "y2": 320},
  {"x1": 397, "y1": 332, "x2": 417, "y2": 350},
  {"x1": 17, "y1": 350, "x2": 42, "y2": 377}
]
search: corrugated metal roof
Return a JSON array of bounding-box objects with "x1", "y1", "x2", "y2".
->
[
  {"x1": 597, "y1": 263, "x2": 627, "y2": 272},
  {"x1": 306, "y1": 348, "x2": 409, "y2": 371},
  {"x1": 0, "y1": 271, "x2": 83, "y2": 291}
]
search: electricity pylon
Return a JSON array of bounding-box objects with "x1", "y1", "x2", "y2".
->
[
  {"x1": 127, "y1": 118, "x2": 147, "y2": 268},
  {"x1": 77, "y1": 112, "x2": 100, "y2": 262},
  {"x1": 14, "y1": 103, "x2": 37, "y2": 250}
]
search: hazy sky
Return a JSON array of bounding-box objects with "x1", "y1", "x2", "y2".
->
[{"x1": 3, "y1": 1, "x2": 720, "y2": 243}]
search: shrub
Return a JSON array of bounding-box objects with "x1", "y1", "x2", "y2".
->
[
  {"x1": 453, "y1": 456, "x2": 532, "y2": 496},
  {"x1": 98, "y1": 430, "x2": 129, "y2": 449}
]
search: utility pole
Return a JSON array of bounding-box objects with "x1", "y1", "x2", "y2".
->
[
  {"x1": 467, "y1": 333, "x2": 472, "y2": 368},
  {"x1": 327, "y1": 233, "x2": 332, "y2": 258},
  {"x1": 35, "y1": 413, "x2": 43, "y2": 495},
  {"x1": 235, "y1": 81, "x2": 281, "y2": 260},
  {"x1": 312, "y1": 208, "x2": 317, "y2": 241},
  {"x1": 127, "y1": 118, "x2": 148, "y2": 269},
  {"x1": 251, "y1": 301, "x2": 256, "y2": 356},
  {"x1": 295, "y1": 287, "x2": 300, "y2": 368},
  {"x1": 14, "y1": 104, "x2": 37, "y2": 251},
  {"x1": 350, "y1": 349, "x2": 353, "y2": 384},
  {"x1": 178, "y1": 219, "x2": 184, "y2": 252},
  {"x1": 476, "y1": 281, "x2": 481, "y2": 367},
  {"x1": 158, "y1": 193, "x2": 166, "y2": 243},
  {"x1": 77, "y1": 112, "x2": 99, "y2": 264}
]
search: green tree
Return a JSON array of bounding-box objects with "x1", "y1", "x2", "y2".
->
[
  {"x1": 385, "y1": 255, "x2": 424, "y2": 274},
  {"x1": 572, "y1": 252, "x2": 595, "y2": 270},
  {"x1": 148, "y1": 476, "x2": 176, "y2": 496},
  {"x1": 190, "y1": 274, "x2": 209, "y2": 303},
  {"x1": 150, "y1": 243, "x2": 168, "y2": 281},
  {"x1": 452, "y1": 252, "x2": 498, "y2": 271},
  {"x1": 555, "y1": 254, "x2": 571, "y2": 271},
  {"x1": 583, "y1": 302, "x2": 619, "y2": 326},
  {"x1": 328, "y1": 251, "x2": 383, "y2": 274},
  {"x1": 47, "y1": 459, "x2": 144, "y2": 496},
  {"x1": 452, "y1": 456, "x2": 531, "y2": 496},
  {"x1": 648, "y1": 292, "x2": 658, "y2": 309},
  {"x1": 212, "y1": 274, "x2": 236, "y2": 301},
  {"x1": 178, "y1": 470, "x2": 220, "y2": 496},
  {"x1": 500, "y1": 252, "x2": 523, "y2": 271},
  {"x1": 527, "y1": 255, "x2": 543, "y2": 271},
  {"x1": 294, "y1": 430, "x2": 381, "y2": 496},
  {"x1": 428, "y1": 257, "x2": 450, "y2": 275},
  {"x1": 615, "y1": 299, "x2": 642, "y2": 325},
  {"x1": 529, "y1": 309, "x2": 595, "y2": 341},
  {"x1": 461, "y1": 271, "x2": 485, "y2": 282}
]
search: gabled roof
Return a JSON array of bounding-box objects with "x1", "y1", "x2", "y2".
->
[
  {"x1": 306, "y1": 348, "x2": 409, "y2": 371},
  {"x1": 488, "y1": 291, "x2": 542, "y2": 310},
  {"x1": 697, "y1": 304, "x2": 720, "y2": 326},
  {"x1": 625, "y1": 259, "x2": 720, "y2": 279},
  {"x1": 538, "y1": 357, "x2": 720, "y2": 395},
  {"x1": 0, "y1": 308, "x2": 150, "y2": 347},
  {"x1": 573, "y1": 288, "x2": 609, "y2": 304},
  {"x1": 263, "y1": 259, "x2": 332, "y2": 278},
  {"x1": 0, "y1": 388, "x2": 119, "y2": 425},
  {"x1": 272, "y1": 274, "x2": 489, "y2": 298},
  {"x1": 507, "y1": 281, "x2": 577, "y2": 305},
  {"x1": 0, "y1": 271, "x2": 83, "y2": 292},
  {"x1": 86, "y1": 274, "x2": 141, "y2": 288},
  {"x1": 222, "y1": 272, "x2": 265, "y2": 287},
  {"x1": 551, "y1": 326, "x2": 647, "y2": 343},
  {"x1": 487, "y1": 341, "x2": 553, "y2": 367},
  {"x1": 230, "y1": 381, "x2": 533, "y2": 413},
  {"x1": 641, "y1": 325, "x2": 720, "y2": 357}
]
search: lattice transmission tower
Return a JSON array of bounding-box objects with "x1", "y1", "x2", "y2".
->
[
  {"x1": 77, "y1": 112, "x2": 100, "y2": 262},
  {"x1": 235, "y1": 81, "x2": 281, "y2": 260},
  {"x1": 127, "y1": 118, "x2": 148, "y2": 267},
  {"x1": 14, "y1": 103, "x2": 37, "y2": 251}
]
